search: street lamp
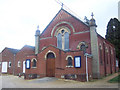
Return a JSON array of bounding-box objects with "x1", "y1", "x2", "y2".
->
[{"x1": 84, "y1": 53, "x2": 92, "y2": 82}]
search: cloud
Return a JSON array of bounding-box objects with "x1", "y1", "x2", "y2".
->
[{"x1": 0, "y1": 0, "x2": 119, "y2": 52}]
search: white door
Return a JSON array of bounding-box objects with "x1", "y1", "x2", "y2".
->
[
  {"x1": 2, "y1": 62, "x2": 7, "y2": 73},
  {"x1": 23, "y1": 61, "x2": 25, "y2": 73}
]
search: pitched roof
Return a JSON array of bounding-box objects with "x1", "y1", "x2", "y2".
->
[
  {"x1": 23, "y1": 45, "x2": 35, "y2": 49},
  {"x1": 1, "y1": 47, "x2": 19, "y2": 54},
  {"x1": 19, "y1": 45, "x2": 35, "y2": 51},
  {"x1": 41, "y1": 8, "x2": 89, "y2": 35},
  {"x1": 7, "y1": 48, "x2": 19, "y2": 54}
]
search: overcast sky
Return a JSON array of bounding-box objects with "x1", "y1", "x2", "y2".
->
[{"x1": 0, "y1": 0, "x2": 119, "y2": 52}]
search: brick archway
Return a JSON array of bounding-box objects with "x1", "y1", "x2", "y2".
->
[{"x1": 46, "y1": 52, "x2": 55, "y2": 77}]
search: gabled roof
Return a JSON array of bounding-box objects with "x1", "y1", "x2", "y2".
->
[
  {"x1": 41, "y1": 8, "x2": 89, "y2": 36},
  {"x1": 20, "y1": 45, "x2": 35, "y2": 51},
  {"x1": 7, "y1": 48, "x2": 19, "y2": 54},
  {"x1": 97, "y1": 33, "x2": 115, "y2": 47},
  {"x1": 1, "y1": 47, "x2": 19, "y2": 54},
  {"x1": 24, "y1": 45, "x2": 35, "y2": 49}
]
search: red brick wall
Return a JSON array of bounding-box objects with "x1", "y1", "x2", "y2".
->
[
  {"x1": 15, "y1": 46, "x2": 35, "y2": 75},
  {"x1": 39, "y1": 9, "x2": 90, "y2": 52},
  {"x1": 98, "y1": 35, "x2": 116, "y2": 77},
  {"x1": 25, "y1": 46, "x2": 93, "y2": 81},
  {"x1": 25, "y1": 9, "x2": 92, "y2": 81},
  {"x1": 1, "y1": 48, "x2": 15, "y2": 74}
]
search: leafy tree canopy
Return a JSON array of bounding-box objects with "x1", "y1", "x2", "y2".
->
[{"x1": 105, "y1": 18, "x2": 120, "y2": 60}]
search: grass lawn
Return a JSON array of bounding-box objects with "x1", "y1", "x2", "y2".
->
[{"x1": 108, "y1": 74, "x2": 120, "y2": 83}]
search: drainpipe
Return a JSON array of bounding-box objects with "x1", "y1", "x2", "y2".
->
[
  {"x1": 84, "y1": 53, "x2": 93, "y2": 82},
  {"x1": 13, "y1": 54, "x2": 16, "y2": 75}
]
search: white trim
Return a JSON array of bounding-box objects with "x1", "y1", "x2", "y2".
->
[
  {"x1": 77, "y1": 41, "x2": 88, "y2": 49},
  {"x1": 74, "y1": 30, "x2": 90, "y2": 35},
  {"x1": 51, "y1": 21, "x2": 75, "y2": 37},
  {"x1": 105, "y1": 47, "x2": 108, "y2": 52},
  {"x1": 8, "y1": 61, "x2": 11, "y2": 67},
  {"x1": 40, "y1": 37, "x2": 52, "y2": 40},
  {"x1": 66, "y1": 66, "x2": 73, "y2": 68},
  {"x1": 66, "y1": 55, "x2": 73, "y2": 60},
  {"x1": 44, "y1": 50, "x2": 56, "y2": 60},
  {"x1": 31, "y1": 67, "x2": 37, "y2": 69},
  {"x1": 54, "y1": 26, "x2": 71, "y2": 37},
  {"x1": 18, "y1": 61, "x2": 21, "y2": 67},
  {"x1": 31, "y1": 58, "x2": 37, "y2": 62},
  {"x1": 99, "y1": 43, "x2": 102, "y2": 50}
]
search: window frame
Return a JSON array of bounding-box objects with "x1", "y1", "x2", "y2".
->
[
  {"x1": 18, "y1": 61, "x2": 21, "y2": 67},
  {"x1": 56, "y1": 28, "x2": 70, "y2": 51},
  {"x1": 66, "y1": 56, "x2": 73, "y2": 68},
  {"x1": 99, "y1": 44, "x2": 103, "y2": 64},
  {"x1": 31, "y1": 58, "x2": 37, "y2": 68},
  {"x1": 9, "y1": 61, "x2": 11, "y2": 67}
]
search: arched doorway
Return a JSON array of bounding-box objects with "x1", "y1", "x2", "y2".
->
[{"x1": 46, "y1": 52, "x2": 55, "y2": 77}]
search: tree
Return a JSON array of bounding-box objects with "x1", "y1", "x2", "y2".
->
[{"x1": 105, "y1": 18, "x2": 120, "y2": 68}]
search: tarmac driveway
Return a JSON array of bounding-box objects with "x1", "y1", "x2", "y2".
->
[{"x1": 1, "y1": 73, "x2": 119, "y2": 88}]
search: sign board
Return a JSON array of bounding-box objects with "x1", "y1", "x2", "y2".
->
[
  {"x1": 26, "y1": 59, "x2": 30, "y2": 69},
  {"x1": 74, "y1": 56, "x2": 81, "y2": 68},
  {"x1": 2, "y1": 62, "x2": 7, "y2": 73}
]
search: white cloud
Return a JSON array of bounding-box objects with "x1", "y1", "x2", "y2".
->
[{"x1": 0, "y1": 0, "x2": 119, "y2": 52}]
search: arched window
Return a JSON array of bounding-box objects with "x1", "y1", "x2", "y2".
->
[
  {"x1": 9, "y1": 61, "x2": 11, "y2": 67},
  {"x1": 77, "y1": 41, "x2": 88, "y2": 54},
  {"x1": 64, "y1": 32, "x2": 69, "y2": 50},
  {"x1": 32, "y1": 59, "x2": 37, "y2": 67},
  {"x1": 18, "y1": 61, "x2": 21, "y2": 67},
  {"x1": 57, "y1": 33, "x2": 62, "y2": 49},
  {"x1": 67, "y1": 57, "x2": 72, "y2": 66},
  {"x1": 80, "y1": 44, "x2": 86, "y2": 54},
  {"x1": 47, "y1": 52, "x2": 55, "y2": 59},
  {"x1": 57, "y1": 28, "x2": 70, "y2": 51},
  {"x1": 105, "y1": 47, "x2": 109, "y2": 64}
]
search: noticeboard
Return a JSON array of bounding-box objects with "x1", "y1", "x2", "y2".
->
[
  {"x1": 74, "y1": 56, "x2": 81, "y2": 68},
  {"x1": 26, "y1": 59, "x2": 30, "y2": 69}
]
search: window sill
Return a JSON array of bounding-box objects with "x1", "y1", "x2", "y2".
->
[
  {"x1": 32, "y1": 67, "x2": 37, "y2": 69},
  {"x1": 66, "y1": 66, "x2": 73, "y2": 68}
]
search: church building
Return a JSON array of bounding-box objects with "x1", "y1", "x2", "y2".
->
[{"x1": 23, "y1": 8, "x2": 118, "y2": 81}]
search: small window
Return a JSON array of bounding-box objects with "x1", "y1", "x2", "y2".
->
[
  {"x1": 57, "y1": 29, "x2": 70, "y2": 51},
  {"x1": 67, "y1": 57, "x2": 72, "y2": 66},
  {"x1": 105, "y1": 47, "x2": 109, "y2": 64},
  {"x1": 57, "y1": 33, "x2": 62, "y2": 49},
  {"x1": 9, "y1": 62, "x2": 11, "y2": 67},
  {"x1": 18, "y1": 61, "x2": 21, "y2": 67},
  {"x1": 32, "y1": 59, "x2": 37, "y2": 67},
  {"x1": 64, "y1": 32, "x2": 69, "y2": 50},
  {"x1": 99, "y1": 45, "x2": 102, "y2": 64},
  {"x1": 0, "y1": 62, "x2": 1, "y2": 67},
  {"x1": 80, "y1": 44, "x2": 86, "y2": 54},
  {"x1": 116, "y1": 60, "x2": 118, "y2": 67}
]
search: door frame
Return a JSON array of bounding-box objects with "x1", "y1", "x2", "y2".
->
[
  {"x1": 46, "y1": 52, "x2": 56, "y2": 77},
  {"x1": 23, "y1": 61, "x2": 25, "y2": 73}
]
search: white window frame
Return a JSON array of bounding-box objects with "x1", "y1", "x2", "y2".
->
[
  {"x1": 9, "y1": 61, "x2": 11, "y2": 67},
  {"x1": 66, "y1": 55, "x2": 73, "y2": 68},
  {"x1": 18, "y1": 61, "x2": 21, "y2": 67},
  {"x1": 31, "y1": 58, "x2": 37, "y2": 68},
  {"x1": 56, "y1": 28, "x2": 70, "y2": 51},
  {"x1": 0, "y1": 62, "x2": 1, "y2": 67}
]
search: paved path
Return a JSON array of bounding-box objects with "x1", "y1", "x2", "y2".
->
[{"x1": 1, "y1": 73, "x2": 119, "y2": 88}]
